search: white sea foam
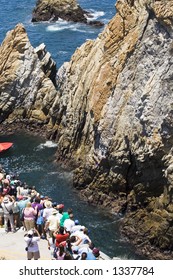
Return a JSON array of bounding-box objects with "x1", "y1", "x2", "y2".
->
[
  {"x1": 46, "y1": 21, "x2": 95, "y2": 33},
  {"x1": 86, "y1": 10, "x2": 105, "y2": 21},
  {"x1": 46, "y1": 14, "x2": 103, "y2": 34},
  {"x1": 37, "y1": 140, "x2": 58, "y2": 150},
  {"x1": 58, "y1": 51, "x2": 68, "y2": 55}
]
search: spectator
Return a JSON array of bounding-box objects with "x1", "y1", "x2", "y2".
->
[
  {"x1": 55, "y1": 244, "x2": 66, "y2": 260},
  {"x1": 64, "y1": 213, "x2": 75, "y2": 233},
  {"x1": 24, "y1": 228, "x2": 41, "y2": 260},
  {"x1": 60, "y1": 208, "x2": 73, "y2": 227},
  {"x1": 44, "y1": 209, "x2": 59, "y2": 238},
  {"x1": 1, "y1": 195, "x2": 15, "y2": 233},
  {"x1": 12, "y1": 195, "x2": 20, "y2": 230},
  {"x1": 53, "y1": 226, "x2": 69, "y2": 248},
  {"x1": 23, "y1": 202, "x2": 37, "y2": 231}
]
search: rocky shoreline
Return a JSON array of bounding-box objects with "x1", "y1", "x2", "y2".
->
[
  {"x1": 1, "y1": 121, "x2": 173, "y2": 260},
  {"x1": 1, "y1": 0, "x2": 173, "y2": 260},
  {"x1": 32, "y1": 0, "x2": 104, "y2": 27}
]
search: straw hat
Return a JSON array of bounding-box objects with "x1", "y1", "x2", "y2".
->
[
  {"x1": 52, "y1": 209, "x2": 58, "y2": 215},
  {"x1": 3, "y1": 196, "x2": 9, "y2": 203}
]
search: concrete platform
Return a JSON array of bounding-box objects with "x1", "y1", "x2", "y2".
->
[
  {"x1": 0, "y1": 227, "x2": 51, "y2": 260},
  {"x1": 0, "y1": 227, "x2": 113, "y2": 260}
]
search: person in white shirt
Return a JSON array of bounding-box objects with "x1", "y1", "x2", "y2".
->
[
  {"x1": 24, "y1": 228, "x2": 41, "y2": 260},
  {"x1": 71, "y1": 227, "x2": 92, "y2": 245},
  {"x1": 55, "y1": 206, "x2": 63, "y2": 222},
  {"x1": 43, "y1": 200, "x2": 53, "y2": 222},
  {"x1": 64, "y1": 213, "x2": 75, "y2": 233},
  {"x1": 1, "y1": 195, "x2": 15, "y2": 233},
  {"x1": 71, "y1": 219, "x2": 85, "y2": 233},
  {"x1": 44, "y1": 209, "x2": 59, "y2": 238}
]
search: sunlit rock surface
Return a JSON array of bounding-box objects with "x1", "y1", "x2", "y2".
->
[{"x1": 1, "y1": 0, "x2": 173, "y2": 258}]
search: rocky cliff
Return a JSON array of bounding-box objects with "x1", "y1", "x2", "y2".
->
[
  {"x1": 32, "y1": 0, "x2": 104, "y2": 26},
  {"x1": 0, "y1": 24, "x2": 57, "y2": 130},
  {"x1": 1, "y1": 0, "x2": 173, "y2": 259}
]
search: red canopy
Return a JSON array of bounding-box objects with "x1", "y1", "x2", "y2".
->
[{"x1": 0, "y1": 142, "x2": 13, "y2": 153}]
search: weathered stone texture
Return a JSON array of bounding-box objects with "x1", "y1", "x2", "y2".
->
[
  {"x1": 1, "y1": 0, "x2": 173, "y2": 259},
  {"x1": 49, "y1": 0, "x2": 173, "y2": 258},
  {"x1": 0, "y1": 24, "x2": 57, "y2": 125},
  {"x1": 32, "y1": 0, "x2": 104, "y2": 26}
]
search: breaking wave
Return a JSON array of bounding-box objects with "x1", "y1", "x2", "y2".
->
[
  {"x1": 37, "y1": 141, "x2": 58, "y2": 150},
  {"x1": 86, "y1": 10, "x2": 105, "y2": 21},
  {"x1": 46, "y1": 20, "x2": 96, "y2": 33}
]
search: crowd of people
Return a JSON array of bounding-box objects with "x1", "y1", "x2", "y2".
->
[{"x1": 0, "y1": 165, "x2": 100, "y2": 260}]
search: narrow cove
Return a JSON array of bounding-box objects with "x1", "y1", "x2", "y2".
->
[{"x1": 0, "y1": 132, "x2": 145, "y2": 259}]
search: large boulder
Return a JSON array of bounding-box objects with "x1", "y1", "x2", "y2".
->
[{"x1": 32, "y1": 0, "x2": 104, "y2": 27}]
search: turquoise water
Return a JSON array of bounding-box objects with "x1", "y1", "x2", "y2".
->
[{"x1": 0, "y1": 133, "x2": 145, "y2": 259}]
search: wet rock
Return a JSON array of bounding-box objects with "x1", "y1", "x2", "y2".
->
[
  {"x1": 1, "y1": 0, "x2": 173, "y2": 259},
  {"x1": 32, "y1": 0, "x2": 104, "y2": 27}
]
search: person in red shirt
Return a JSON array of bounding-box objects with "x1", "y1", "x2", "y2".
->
[{"x1": 53, "y1": 226, "x2": 69, "y2": 247}]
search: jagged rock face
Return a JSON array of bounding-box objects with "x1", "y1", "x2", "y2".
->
[
  {"x1": 35, "y1": 43, "x2": 57, "y2": 87},
  {"x1": 32, "y1": 0, "x2": 104, "y2": 26},
  {"x1": 0, "y1": 24, "x2": 57, "y2": 126},
  {"x1": 1, "y1": 0, "x2": 173, "y2": 258},
  {"x1": 48, "y1": 0, "x2": 173, "y2": 258}
]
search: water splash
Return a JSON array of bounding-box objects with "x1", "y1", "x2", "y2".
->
[
  {"x1": 36, "y1": 140, "x2": 58, "y2": 150},
  {"x1": 86, "y1": 10, "x2": 105, "y2": 21},
  {"x1": 46, "y1": 20, "x2": 96, "y2": 34}
]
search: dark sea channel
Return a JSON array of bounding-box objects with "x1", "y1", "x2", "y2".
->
[{"x1": 0, "y1": 132, "x2": 145, "y2": 260}]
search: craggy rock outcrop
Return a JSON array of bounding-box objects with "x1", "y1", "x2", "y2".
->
[
  {"x1": 35, "y1": 43, "x2": 57, "y2": 87},
  {"x1": 48, "y1": 0, "x2": 173, "y2": 259},
  {"x1": 1, "y1": 0, "x2": 173, "y2": 259},
  {"x1": 0, "y1": 24, "x2": 57, "y2": 127},
  {"x1": 32, "y1": 0, "x2": 104, "y2": 27}
]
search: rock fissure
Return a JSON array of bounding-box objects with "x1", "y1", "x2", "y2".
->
[{"x1": 1, "y1": 0, "x2": 173, "y2": 259}]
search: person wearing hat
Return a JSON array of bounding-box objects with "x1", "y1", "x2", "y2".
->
[
  {"x1": 44, "y1": 208, "x2": 60, "y2": 238},
  {"x1": 1, "y1": 195, "x2": 15, "y2": 233},
  {"x1": 92, "y1": 248, "x2": 100, "y2": 259},
  {"x1": 43, "y1": 200, "x2": 53, "y2": 222},
  {"x1": 24, "y1": 228, "x2": 41, "y2": 260}
]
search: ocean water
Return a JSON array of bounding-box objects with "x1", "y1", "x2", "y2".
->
[
  {"x1": 0, "y1": 133, "x2": 144, "y2": 260},
  {"x1": 0, "y1": 0, "x2": 116, "y2": 67},
  {"x1": 0, "y1": 0, "x2": 146, "y2": 259}
]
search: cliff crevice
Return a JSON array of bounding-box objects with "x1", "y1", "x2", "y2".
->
[{"x1": 1, "y1": 0, "x2": 173, "y2": 259}]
